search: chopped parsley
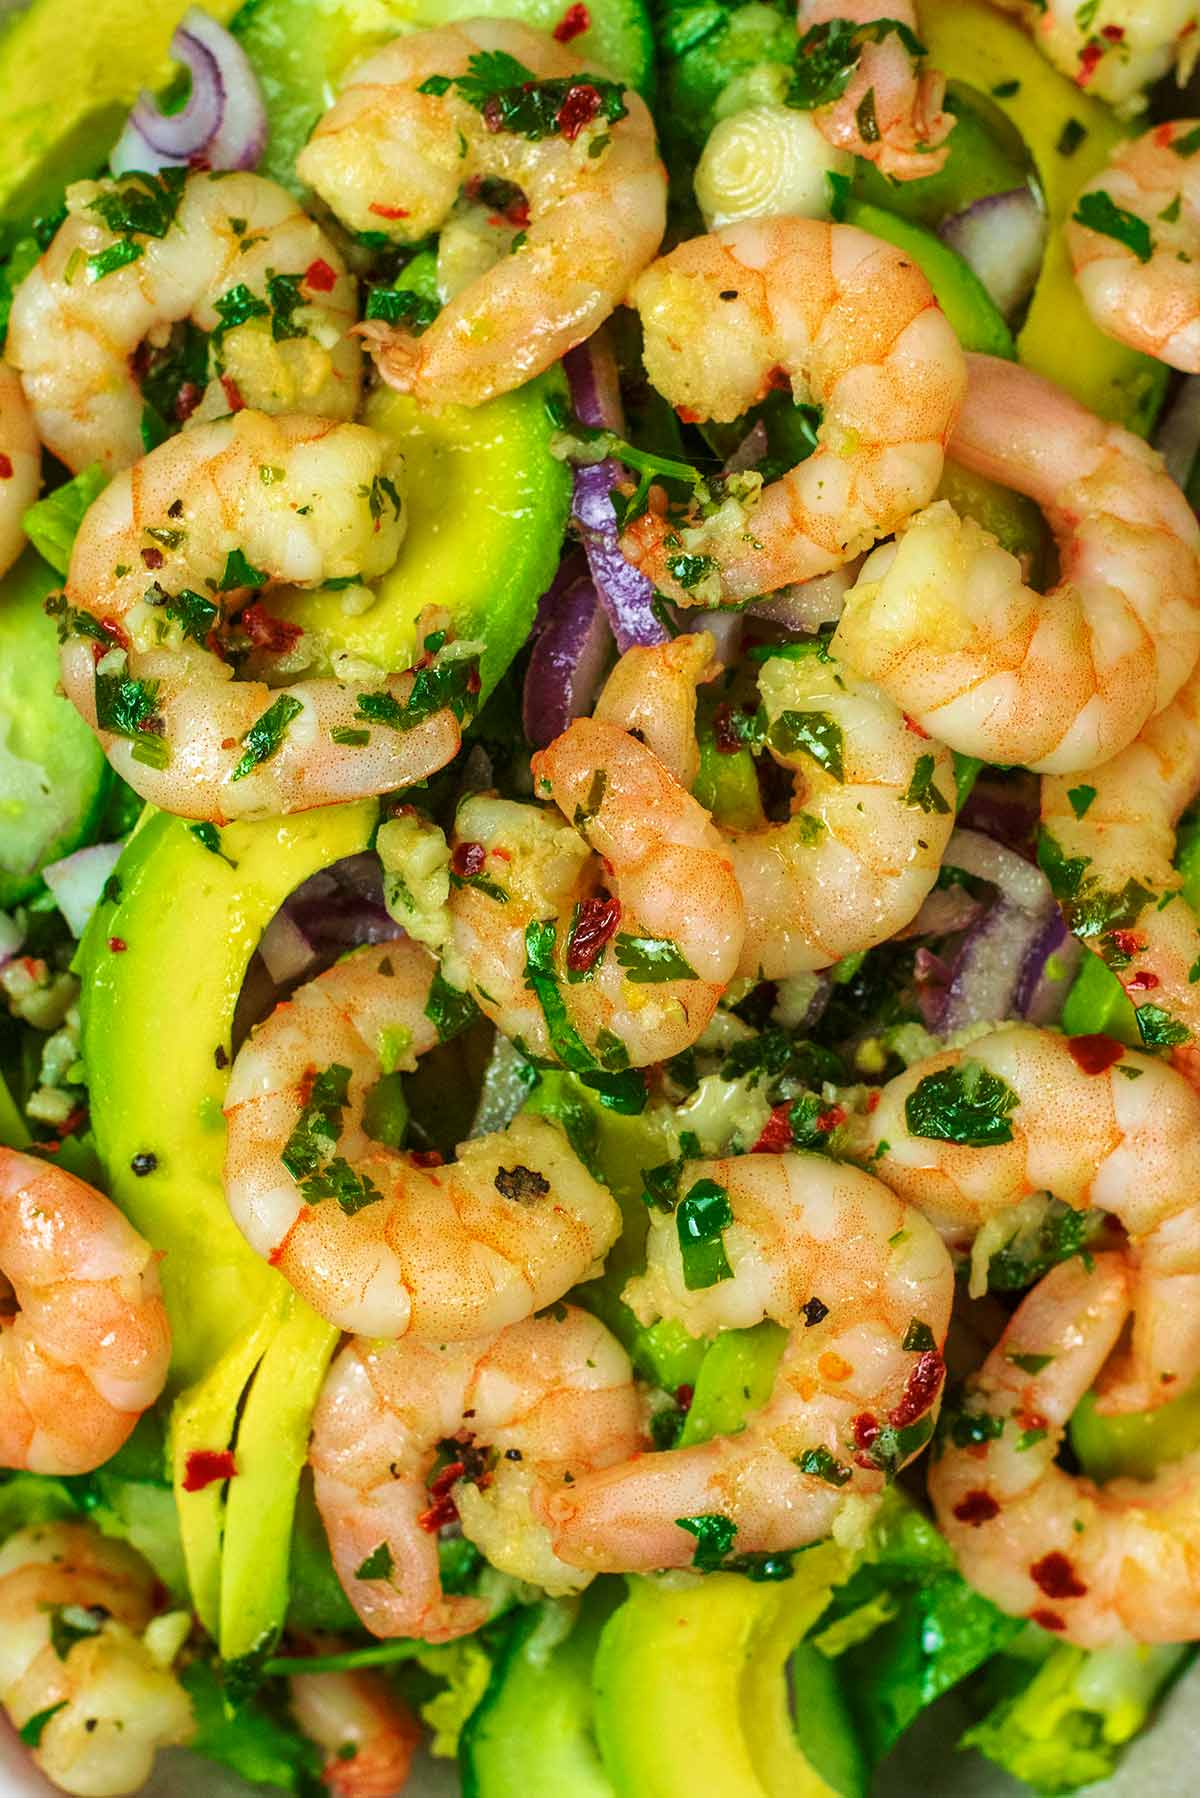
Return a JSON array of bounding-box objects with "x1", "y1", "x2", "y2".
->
[
  {"x1": 1134, "y1": 1003, "x2": 1190, "y2": 1048},
  {"x1": 219, "y1": 548, "x2": 268, "y2": 592},
  {"x1": 613, "y1": 933, "x2": 698, "y2": 984},
  {"x1": 665, "y1": 551, "x2": 719, "y2": 590},
  {"x1": 211, "y1": 282, "x2": 271, "y2": 340},
  {"x1": 299, "y1": 1155, "x2": 383, "y2": 1214},
  {"x1": 424, "y1": 969, "x2": 482, "y2": 1042},
  {"x1": 1072, "y1": 190, "x2": 1153, "y2": 264},
  {"x1": 87, "y1": 238, "x2": 145, "y2": 282},
  {"x1": 675, "y1": 1511, "x2": 737, "y2": 1571},
  {"x1": 905, "y1": 1061, "x2": 1020, "y2": 1148},
  {"x1": 419, "y1": 49, "x2": 628, "y2": 141},
  {"x1": 768, "y1": 709, "x2": 845, "y2": 781},
  {"x1": 1066, "y1": 784, "x2": 1096, "y2": 819},
  {"x1": 1007, "y1": 1351, "x2": 1053, "y2": 1375},
  {"x1": 354, "y1": 1543, "x2": 394, "y2": 1581},
  {"x1": 903, "y1": 754, "x2": 951, "y2": 815},
  {"x1": 282, "y1": 1063, "x2": 353, "y2": 1179},
  {"x1": 356, "y1": 649, "x2": 481, "y2": 734},
  {"x1": 364, "y1": 286, "x2": 440, "y2": 333},
  {"x1": 264, "y1": 270, "x2": 308, "y2": 341},
  {"x1": 676, "y1": 1177, "x2": 734, "y2": 1290},
  {"x1": 948, "y1": 1410, "x2": 1005, "y2": 1449},
  {"x1": 87, "y1": 166, "x2": 186, "y2": 240},
  {"x1": 95, "y1": 666, "x2": 169, "y2": 768},
  {"x1": 19, "y1": 1703, "x2": 67, "y2": 1748},
  {"x1": 49, "y1": 1604, "x2": 107, "y2": 1662},
  {"x1": 231, "y1": 694, "x2": 304, "y2": 781},
  {"x1": 1171, "y1": 123, "x2": 1200, "y2": 158},
  {"x1": 161, "y1": 586, "x2": 218, "y2": 644},
  {"x1": 786, "y1": 16, "x2": 925, "y2": 111},
  {"x1": 796, "y1": 1446, "x2": 853, "y2": 1487},
  {"x1": 855, "y1": 86, "x2": 879, "y2": 144},
  {"x1": 901, "y1": 1319, "x2": 936, "y2": 1353}
]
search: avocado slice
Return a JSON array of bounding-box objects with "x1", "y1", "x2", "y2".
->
[
  {"x1": 274, "y1": 369, "x2": 570, "y2": 702},
  {"x1": 232, "y1": 0, "x2": 655, "y2": 193},
  {"x1": 841, "y1": 199, "x2": 1015, "y2": 361},
  {"x1": 0, "y1": 0, "x2": 240, "y2": 228},
  {"x1": 462, "y1": 1586, "x2": 621, "y2": 1797},
  {"x1": 919, "y1": 0, "x2": 1167, "y2": 433},
  {"x1": 0, "y1": 549, "x2": 110, "y2": 909}
]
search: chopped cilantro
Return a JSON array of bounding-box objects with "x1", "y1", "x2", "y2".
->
[
  {"x1": 87, "y1": 238, "x2": 144, "y2": 282},
  {"x1": 87, "y1": 167, "x2": 186, "y2": 240},
  {"x1": 1171, "y1": 123, "x2": 1200, "y2": 158},
  {"x1": 95, "y1": 667, "x2": 167, "y2": 767},
  {"x1": 219, "y1": 548, "x2": 268, "y2": 591},
  {"x1": 901, "y1": 1319, "x2": 936, "y2": 1353},
  {"x1": 211, "y1": 282, "x2": 270, "y2": 341},
  {"x1": 903, "y1": 754, "x2": 951, "y2": 815},
  {"x1": 613, "y1": 933, "x2": 699, "y2": 983},
  {"x1": 675, "y1": 1511, "x2": 737, "y2": 1571},
  {"x1": 905, "y1": 1062, "x2": 1020, "y2": 1148},
  {"x1": 572, "y1": 768, "x2": 608, "y2": 831},
  {"x1": 665, "y1": 551, "x2": 719, "y2": 590},
  {"x1": 424, "y1": 969, "x2": 481, "y2": 1042},
  {"x1": 356, "y1": 651, "x2": 481, "y2": 733},
  {"x1": 1056, "y1": 117, "x2": 1087, "y2": 156},
  {"x1": 786, "y1": 16, "x2": 925, "y2": 110},
  {"x1": 797, "y1": 1446, "x2": 853, "y2": 1487},
  {"x1": 1072, "y1": 190, "x2": 1153, "y2": 263},
  {"x1": 364, "y1": 286, "x2": 440, "y2": 333},
  {"x1": 676, "y1": 1177, "x2": 734, "y2": 1290},
  {"x1": 354, "y1": 1543, "x2": 394, "y2": 1581},
  {"x1": 19, "y1": 1703, "x2": 67, "y2": 1748},
  {"x1": 331, "y1": 726, "x2": 371, "y2": 747},
  {"x1": 855, "y1": 86, "x2": 880, "y2": 144},
  {"x1": 1066, "y1": 784, "x2": 1096, "y2": 819},
  {"x1": 299, "y1": 1155, "x2": 384, "y2": 1214},
  {"x1": 231, "y1": 694, "x2": 303, "y2": 781},
  {"x1": 1007, "y1": 1351, "x2": 1053, "y2": 1374},
  {"x1": 282, "y1": 1063, "x2": 352, "y2": 1179},
  {"x1": 949, "y1": 1409, "x2": 1005, "y2": 1449},
  {"x1": 768, "y1": 709, "x2": 845, "y2": 781},
  {"x1": 642, "y1": 1157, "x2": 685, "y2": 1213},
  {"x1": 421, "y1": 49, "x2": 628, "y2": 141},
  {"x1": 264, "y1": 270, "x2": 308, "y2": 341},
  {"x1": 162, "y1": 586, "x2": 218, "y2": 644},
  {"x1": 1134, "y1": 1003, "x2": 1190, "y2": 1048}
]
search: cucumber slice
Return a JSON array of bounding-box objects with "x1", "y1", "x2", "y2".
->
[
  {"x1": 233, "y1": 0, "x2": 654, "y2": 192},
  {"x1": 0, "y1": 549, "x2": 110, "y2": 910}
]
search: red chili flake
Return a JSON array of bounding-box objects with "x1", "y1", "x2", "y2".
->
[
  {"x1": 866, "y1": 1090, "x2": 881, "y2": 1112},
  {"x1": 1156, "y1": 122, "x2": 1177, "y2": 147},
  {"x1": 1066, "y1": 1033, "x2": 1125, "y2": 1076},
  {"x1": 1016, "y1": 1407, "x2": 1048, "y2": 1434},
  {"x1": 107, "y1": 936, "x2": 127, "y2": 954},
  {"x1": 852, "y1": 1413, "x2": 879, "y2": 1452},
  {"x1": 674, "y1": 1384, "x2": 694, "y2": 1411},
  {"x1": 100, "y1": 617, "x2": 130, "y2": 649},
  {"x1": 1031, "y1": 1608, "x2": 1067, "y2": 1632},
  {"x1": 240, "y1": 602, "x2": 303, "y2": 656},
  {"x1": 369, "y1": 201, "x2": 410, "y2": 220},
  {"x1": 676, "y1": 405, "x2": 701, "y2": 424},
  {"x1": 304, "y1": 257, "x2": 337, "y2": 293},
  {"x1": 220, "y1": 374, "x2": 245, "y2": 412},
  {"x1": 567, "y1": 895, "x2": 622, "y2": 972},
  {"x1": 1100, "y1": 22, "x2": 1124, "y2": 40},
  {"x1": 1076, "y1": 40, "x2": 1104, "y2": 84},
  {"x1": 556, "y1": 82, "x2": 602, "y2": 141},
  {"x1": 1126, "y1": 970, "x2": 1160, "y2": 991},
  {"x1": 953, "y1": 1489, "x2": 1000, "y2": 1526},
  {"x1": 711, "y1": 702, "x2": 742, "y2": 755},
  {"x1": 56, "y1": 1105, "x2": 88, "y2": 1139},
  {"x1": 889, "y1": 1348, "x2": 945, "y2": 1429},
  {"x1": 452, "y1": 841, "x2": 487, "y2": 878},
  {"x1": 417, "y1": 1492, "x2": 460, "y2": 1533},
  {"x1": 1031, "y1": 1551, "x2": 1088, "y2": 1599},
  {"x1": 0, "y1": 453, "x2": 12, "y2": 480},
  {"x1": 764, "y1": 364, "x2": 791, "y2": 392},
  {"x1": 141, "y1": 547, "x2": 165, "y2": 570},
  {"x1": 466, "y1": 666, "x2": 481, "y2": 695},
  {"x1": 903, "y1": 713, "x2": 930, "y2": 738},
  {"x1": 1110, "y1": 928, "x2": 1144, "y2": 959},
  {"x1": 816, "y1": 1104, "x2": 846, "y2": 1133},
  {"x1": 752, "y1": 1105, "x2": 795, "y2": 1155},
  {"x1": 174, "y1": 381, "x2": 202, "y2": 423},
  {"x1": 553, "y1": 1, "x2": 590, "y2": 40},
  {"x1": 183, "y1": 1448, "x2": 237, "y2": 1492},
  {"x1": 410, "y1": 1149, "x2": 444, "y2": 1168}
]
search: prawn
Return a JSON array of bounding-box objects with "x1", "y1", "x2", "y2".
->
[
  {"x1": 0, "y1": 1148, "x2": 170, "y2": 1476},
  {"x1": 542, "y1": 1152, "x2": 953, "y2": 1573},
  {"x1": 835, "y1": 354, "x2": 1200, "y2": 772},
  {"x1": 619, "y1": 218, "x2": 965, "y2": 606},
  {"x1": 7, "y1": 169, "x2": 360, "y2": 476},
  {"x1": 223, "y1": 938, "x2": 621, "y2": 1338},
  {"x1": 846, "y1": 1023, "x2": 1200, "y2": 1414},
  {"x1": 1069, "y1": 121, "x2": 1200, "y2": 372},
  {"x1": 0, "y1": 1521, "x2": 193, "y2": 1796},
  {"x1": 289, "y1": 1662, "x2": 420, "y2": 1798},
  {"x1": 990, "y1": 0, "x2": 1200, "y2": 113},
  {"x1": 930, "y1": 1252, "x2": 1200, "y2": 1646},
  {"x1": 795, "y1": 1, "x2": 953, "y2": 180},
  {"x1": 309, "y1": 1306, "x2": 641, "y2": 1643},
  {"x1": 446, "y1": 716, "x2": 745, "y2": 1069},
  {"x1": 1041, "y1": 658, "x2": 1200, "y2": 1047},
  {"x1": 596, "y1": 632, "x2": 957, "y2": 979},
  {"x1": 297, "y1": 20, "x2": 666, "y2": 409},
  {"x1": 0, "y1": 361, "x2": 40, "y2": 577},
  {"x1": 61, "y1": 410, "x2": 468, "y2": 821}
]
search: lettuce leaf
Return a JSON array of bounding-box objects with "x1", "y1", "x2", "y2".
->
[{"x1": 23, "y1": 465, "x2": 108, "y2": 575}]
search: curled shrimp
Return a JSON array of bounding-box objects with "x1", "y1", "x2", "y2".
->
[
  {"x1": 990, "y1": 0, "x2": 1199, "y2": 112},
  {"x1": 0, "y1": 361, "x2": 40, "y2": 577},
  {"x1": 0, "y1": 1522, "x2": 193, "y2": 1796},
  {"x1": 309, "y1": 1306, "x2": 641, "y2": 1643},
  {"x1": 290, "y1": 1663, "x2": 420, "y2": 1798},
  {"x1": 796, "y1": 1, "x2": 952, "y2": 179},
  {"x1": 541, "y1": 1152, "x2": 954, "y2": 1574},
  {"x1": 62, "y1": 410, "x2": 468, "y2": 821},
  {"x1": 1069, "y1": 121, "x2": 1200, "y2": 371},
  {"x1": 1041, "y1": 659, "x2": 1200, "y2": 1046},
  {"x1": 930, "y1": 1252, "x2": 1200, "y2": 1646},
  {"x1": 835, "y1": 354, "x2": 1200, "y2": 772},
  {"x1": 847, "y1": 1023, "x2": 1200, "y2": 1414},
  {"x1": 223, "y1": 939, "x2": 621, "y2": 1338},
  {"x1": 619, "y1": 218, "x2": 965, "y2": 606},
  {"x1": 445, "y1": 717, "x2": 745, "y2": 1068},
  {"x1": 297, "y1": 20, "x2": 666, "y2": 409},
  {"x1": 7, "y1": 170, "x2": 360, "y2": 476},
  {"x1": 597, "y1": 632, "x2": 957, "y2": 979},
  {"x1": 0, "y1": 1148, "x2": 170, "y2": 1476}
]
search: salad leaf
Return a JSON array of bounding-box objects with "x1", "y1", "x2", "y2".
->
[
  {"x1": 23, "y1": 465, "x2": 109, "y2": 574},
  {"x1": 181, "y1": 1661, "x2": 320, "y2": 1794}
]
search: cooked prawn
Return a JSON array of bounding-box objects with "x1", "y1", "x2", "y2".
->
[
  {"x1": 61, "y1": 410, "x2": 469, "y2": 821},
  {"x1": 542, "y1": 1152, "x2": 953, "y2": 1573},
  {"x1": 7, "y1": 169, "x2": 360, "y2": 475},
  {"x1": 223, "y1": 938, "x2": 620, "y2": 1338},
  {"x1": 835, "y1": 354, "x2": 1200, "y2": 772},
  {"x1": 0, "y1": 1521, "x2": 193, "y2": 1796},
  {"x1": 1069, "y1": 121, "x2": 1200, "y2": 371},
  {"x1": 619, "y1": 218, "x2": 965, "y2": 606},
  {"x1": 445, "y1": 716, "x2": 745, "y2": 1068},
  {"x1": 289, "y1": 1663, "x2": 420, "y2": 1798},
  {"x1": 796, "y1": 1, "x2": 953, "y2": 180},
  {"x1": 0, "y1": 361, "x2": 40, "y2": 577},
  {"x1": 0, "y1": 1148, "x2": 170, "y2": 1476},
  {"x1": 930, "y1": 1252, "x2": 1200, "y2": 1646},
  {"x1": 309, "y1": 1306, "x2": 641, "y2": 1643},
  {"x1": 990, "y1": 0, "x2": 1200, "y2": 113},
  {"x1": 1041, "y1": 659, "x2": 1200, "y2": 1046},
  {"x1": 847, "y1": 1023, "x2": 1200, "y2": 1414},
  {"x1": 597, "y1": 632, "x2": 957, "y2": 979},
  {"x1": 297, "y1": 20, "x2": 666, "y2": 409}
]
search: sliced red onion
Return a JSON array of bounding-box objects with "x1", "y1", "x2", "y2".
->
[
  {"x1": 42, "y1": 842, "x2": 123, "y2": 938},
  {"x1": 938, "y1": 187, "x2": 1046, "y2": 323},
  {"x1": 524, "y1": 557, "x2": 614, "y2": 747},
  {"x1": 259, "y1": 909, "x2": 318, "y2": 986},
  {"x1": 282, "y1": 853, "x2": 398, "y2": 954},
  {"x1": 898, "y1": 882, "x2": 983, "y2": 940},
  {"x1": 748, "y1": 562, "x2": 858, "y2": 631},
  {"x1": 722, "y1": 418, "x2": 769, "y2": 475},
  {"x1": 1154, "y1": 375, "x2": 1200, "y2": 489},
  {"x1": 110, "y1": 8, "x2": 267, "y2": 177},
  {"x1": 564, "y1": 339, "x2": 669, "y2": 653},
  {"x1": 1015, "y1": 913, "x2": 1083, "y2": 1025},
  {"x1": 958, "y1": 776, "x2": 1039, "y2": 855},
  {"x1": 690, "y1": 607, "x2": 743, "y2": 664}
]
